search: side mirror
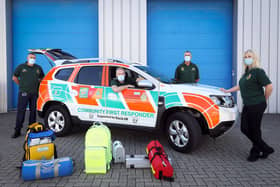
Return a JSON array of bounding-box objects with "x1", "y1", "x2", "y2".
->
[{"x1": 137, "y1": 80, "x2": 154, "y2": 89}]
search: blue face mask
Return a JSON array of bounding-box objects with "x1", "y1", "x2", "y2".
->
[
  {"x1": 28, "y1": 58, "x2": 36, "y2": 65},
  {"x1": 184, "y1": 56, "x2": 191, "y2": 62},
  {"x1": 117, "y1": 75, "x2": 125, "y2": 82},
  {"x1": 244, "y1": 58, "x2": 253, "y2": 65}
]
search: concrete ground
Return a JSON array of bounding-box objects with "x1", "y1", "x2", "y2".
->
[{"x1": 0, "y1": 111, "x2": 279, "y2": 187}]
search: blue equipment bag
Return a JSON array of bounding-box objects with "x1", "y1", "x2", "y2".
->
[{"x1": 21, "y1": 157, "x2": 73, "y2": 181}]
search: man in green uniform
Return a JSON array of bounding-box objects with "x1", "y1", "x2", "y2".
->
[
  {"x1": 111, "y1": 68, "x2": 137, "y2": 92},
  {"x1": 11, "y1": 53, "x2": 44, "y2": 138},
  {"x1": 175, "y1": 51, "x2": 199, "y2": 83}
]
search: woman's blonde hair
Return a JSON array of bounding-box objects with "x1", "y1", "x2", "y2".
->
[{"x1": 243, "y1": 49, "x2": 260, "y2": 70}]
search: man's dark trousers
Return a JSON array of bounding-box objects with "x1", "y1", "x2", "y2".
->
[{"x1": 15, "y1": 92, "x2": 38, "y2": 130}]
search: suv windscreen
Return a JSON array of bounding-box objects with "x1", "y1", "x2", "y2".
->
[
  {"x1": 75, "y1": 66, "x2": 102, "y2": 85},
  {"x1": 135, "y1": 66, "x2": 173, "y2": 84},
  {"x1": 55, "y1": 68, "x2": 74, "y2": 81}
]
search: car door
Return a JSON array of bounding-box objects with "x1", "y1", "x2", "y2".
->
[
  {"x1": 71, "y1": 65, "x2": 107, "y2": 121},
  {"x1": 103, "y1": 65, "x2": 159, "y2": 127}
]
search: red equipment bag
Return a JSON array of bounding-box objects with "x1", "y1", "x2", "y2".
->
[{"x1": 146, "y1": 140, "x2": 174, "y2": 181}]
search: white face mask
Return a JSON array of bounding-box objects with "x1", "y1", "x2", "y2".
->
[
  {"x1": 244, "y1": 58, "x2": 253, "y2": 65},
  {"x1": 28, "y1": 58, "x2": 36, "y2": 64},
  {"x1": 117, "y1": 75, "x2": 125, "y2": 82},
  {"x1": 184, "y1": 56, "x2": 191, "y2": 62}
]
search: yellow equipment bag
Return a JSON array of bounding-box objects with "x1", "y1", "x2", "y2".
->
[
  {"x1": 85, "y1": 122, "x2": 112, "y2": 174},
  {"x1": 23, "y1": 122, "x2": 57, "y2": 161},
  {"x1": 28, "y1": 143, "x2": 55, "y2": 160}
]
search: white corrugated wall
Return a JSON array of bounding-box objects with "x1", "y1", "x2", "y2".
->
[
  {"x1": 237, "y1": 0, "x2": 280, "y2": 113},
  {"x1": 99, "y1": 0, "x2": 147, "y2": 64},
  {"x1": 0, "y1": 0, "x2": 8, "y2": 113}
]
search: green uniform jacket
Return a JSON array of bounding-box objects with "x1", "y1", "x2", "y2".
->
[
  {"x1": 175, "y1": 62, "x2": 199, "y2": 83},
  {"x1": 14, "y1": 62, "x2": 44, "y2": 94},
  {"x1": 239, "y1": 68, "x2": 271, "y2": 106}
]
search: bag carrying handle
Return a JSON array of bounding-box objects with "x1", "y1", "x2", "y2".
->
[{"x1": 93, "y1": 121, "x2": 103, "y2": 127}]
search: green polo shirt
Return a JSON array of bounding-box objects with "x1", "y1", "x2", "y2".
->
[
  {"x1": 239, "y1": 68, "x2": 271, "y2": 106},
  {"x1": 14, "y1": 62, "x2": 44, "y2": 94},
  {"x1": 111, "y1": 77, "x2": 136, "y2": 87},
  {"x1": 175, "y1": 62, "x2": 199, "y2": 83}
]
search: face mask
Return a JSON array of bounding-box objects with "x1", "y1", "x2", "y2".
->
[
  {"x1": 28, "y1": 58, "x2": 36, "y2": 64},
  {"x1": 244, "y1": 58, "x2": 253, "y2": 65},
  {"x1": 184, "y1": 56, "x2": 191, "y2": 62},
  {"x1": 117, "y1": 75, "x2": 125, "y2": 82}
]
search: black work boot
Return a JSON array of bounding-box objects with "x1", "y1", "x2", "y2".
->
[
  {"x1": 247, "y1": 154, "x2": 259, "y2": 162},
  {"x1": 11, "y1": 129, "x2": 21, "y2": 138},
  {"x1": 260, "y1": 148, "x2": 275, "y2": 159},
  {"x1": 247, "y1": 147, "x2": 260, "y2": 162}
]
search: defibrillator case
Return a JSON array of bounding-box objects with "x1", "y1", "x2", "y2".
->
[{"x1": 125, "y1": 154, "x2": 150, "y2": 168}]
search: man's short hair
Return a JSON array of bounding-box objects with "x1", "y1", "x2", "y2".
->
[
  {"x1": 116, "y1": 67, "x2": 125, "y2": 74},
  {"x1": 28, "y1": 53, "x2": 36, "y2": 57}
]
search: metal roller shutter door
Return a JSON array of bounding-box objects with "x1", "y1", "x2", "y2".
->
[
  {"x1": 11, "y1": 0, "x2": 98, "y2": 108},
  {"x1": 148, "y1": 0, "x2": 233, "y2": 88}
]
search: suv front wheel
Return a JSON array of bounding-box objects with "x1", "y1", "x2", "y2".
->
[
  {"x1": 44, "y1": 105, "x2": 72, "y2": 136},
  {"x1": 166, "y1": 112, "x2": 202, "y2": 153}
]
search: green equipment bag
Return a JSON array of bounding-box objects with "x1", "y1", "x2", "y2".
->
[{"x1": 85, "y1": 122, "x2": 112, "y2": 174}]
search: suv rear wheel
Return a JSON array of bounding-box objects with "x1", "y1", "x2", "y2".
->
[
  {"x1": 166, "y1": 112, "x2": 202, "y2": 153},
  {"x1": 44, "y1": 105, "x2": 72, "y2": 136}
]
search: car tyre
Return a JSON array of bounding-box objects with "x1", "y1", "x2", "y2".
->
[
  {"x1": 165, "y1": 112, "x2": 202, "y2": 153},
  {"x1": 44, "y1": 105, "x2": 72, "y2": 137}
]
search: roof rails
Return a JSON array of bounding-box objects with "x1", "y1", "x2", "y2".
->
[{"x1": 61, "y1": 57, "x2": 131, "y2": 65}]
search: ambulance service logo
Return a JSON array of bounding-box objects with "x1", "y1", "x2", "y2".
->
[{"x1": 141, "y1": 93, "x2": 147, "y2": 101}]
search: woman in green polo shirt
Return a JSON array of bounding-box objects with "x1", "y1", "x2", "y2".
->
[{"x1": 221, "y1": 49, "x2": 273, "y2": 162}]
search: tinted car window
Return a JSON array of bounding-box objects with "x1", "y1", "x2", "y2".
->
[
  {"x1": 55, "y1": 68, "x2": 74, "y2": 81},
  {"x1": 75, "y1": 66, "x2": 102, "y2": 85}
]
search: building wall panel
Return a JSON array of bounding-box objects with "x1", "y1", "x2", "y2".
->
[
  {"x1": 99, "y1": 0, "x2": 147, "y2": 64},
  {"x1": 237, "y1": 0, "x2": 280, "y2": 113},
  {"x1": 0, "y1": 0, "x2": 7, "y2": 113}
]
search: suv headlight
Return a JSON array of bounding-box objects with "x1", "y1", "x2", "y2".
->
[{"x1": 210, "y1": 95, "x2": 235, "y2": 108}]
